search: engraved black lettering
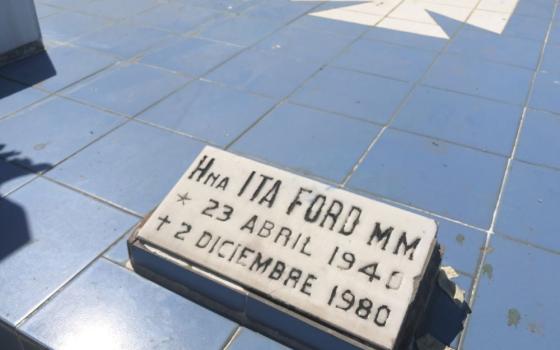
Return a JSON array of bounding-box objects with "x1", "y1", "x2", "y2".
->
[
  {"x1": 268, "y1": 260, "x2": 286, "y2": 280},
  {"x1": 339, "y1": 206, "x2": 361, "y2": 235},
  {"x1": 320, "y1": 199, "x2": 343, "y2": 230},
  {"x1": 299, "y1": 236, "x2": 312, "y2": 257},
  {"x1": 286, "y1": 187, "x2": 312, "y2": 215},
  {"x1": 156, "y1": 215, "x2": 171, "y2": 231},
  {"x1": 250, "y1": 175, "x2": 272, "y2": 201},
  {"x1": 236, "y1": 247, "x2": 255, "y2": 267},
  {"x1": 258, "y1": 180, "x2": 281, "y2": 208},
  {"x1": 283, "y1": 268, "x2": 302, "y2": 288},
  {"x1": 204, "y1": 172, "x2": 220, "y2": 186},
  {"x1": 188, "y1": 155, "x2": 214, "y2": 181},
  {"x1": 274, "y1": 227, "x2": 292, "y2": 246},
  {"x1": 393, "y1": 232, "x2": 421, "y2": 260},
  {"x1": 250, "y1": 252, "x2": 273, "y2": 274},
  {"x1": 228, "y1": 244, "x2": 241, "y2": 262},
  {"x1": 240, "y1": 215, "x2": 258, "y2": 233},
  {"x1": 367, "y1": 222, "x2": 393, "y2": 250},
  {"x1": 300, "y1": 274, "x2": 316, "y2": 296},
  {"x1": 218, "y1": 240, "x2": 234, "y2": 258},
  {"x1": 305, "y1": 194, "x2": 326, "y2": 223},
  {"x1": 238, "y1": 170, "x2": 255, "y2": 197},
  {"x1": 174, "y1": 222, "x2": 191, "y2": 240},
  {"x1": 216, "y1": 177, "x2": 229, "y2": 190},
  {"x1": 257, "y1": 220, "x2": 275, "y2": 238},
  {"x1": 195, "y1": 231, "x2": 213, "y2": 248},
  {"x1": 374, "y1": 305, "x2": 391, "y2": 327}
]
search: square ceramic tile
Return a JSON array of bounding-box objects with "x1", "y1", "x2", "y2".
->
[
  {"x1": 540, "y1": 44, "x2": 560, "y2": 74},
  {"x1": 334, "y1": 39, "x2": 438, "y2": 81},
  {"x1": 244, "y1": 1, "x2": 317, "y2": 23},
  {"x1": 463, "y1": 236, "x2": 560, "y2": 349},
  {"x1": 495, "y1": 161, "x2": 560, "y2": 250},
  {"x1": 183, "y1": 0, "x2": 258, "y2": 12},
  {"x1": 231, "y1": 103, "x2": 381, "y2": 182},
  {"x1": 498, "y1": 14, "x2": 550, "y2": 42},
  {"x1": 38, "y1": 11, "x2": 110, "y2": 42},
  {"x1": 206, "y1": 49, "x2": 321, "y2": 98},
  {"x1": 229, "y1": 328, "x2": 289, "y2": 350},
  {"x1": 197, "y1": 14, "x2": 283, "y2": 47},
  {"x1": 529, "y1": 70, "x2": 560, "y2": 114},
  {"x1": 512, "y1": 0, "x2": 555, "y2": 19},
  {"x1": 0, "y1": 80, "x2": 47, "y2": 120},
  {"x1": 290, "y1": 11, "x2": 371, "y2": 39},
  {"x1": 516, "y1": 110, "x2": 560, "y2": 169},
  {"x1": 38, "y1": 0, "x2": 96, "y2": 9},
  {"x1": 0, "y1": 97, "x2": 124, "y2": 168},
  {"x1": 314, "y1": 0, "x2": 401, "y2": 16},
  {"x1": 131, "y1": 2, "x2": 222, "y2": 33},
  {"x1": 64, "y1": 63, "x2": 189, "y2": 116},
  {"x1": 140, "y1": 37, "x2": 241, "y2": 76},
  {"x1": 48, "y1": 121, "x2": 204, "y2": 214},
  {"x1": 477, "y1": 0, "x2": 519, "y2": 13},
  {"x1": 255, "y1": 25, "x2": 352, "y2": 63},
  {"x1": 549, "y1": 21, "x2": 560, "y2": 46},
  {"x1": 0, "y1": 158, "x2": 37, "y2": 198},
  {"x1": 366, "y1": 18, "x2": 451, "y2": 52},
  {"x1": 138, "y1": 80, "x2": 274, "y2": 146},
  {"x1": 349, "y1": 129, "x2": 507, "y2": 228},
  {"x1": 80, "y1": 0, "x2": 160, "y2": 20},
  {"x1": 19, "y1": 259, "x2": 237, "y2": 349},
  {"x1": 424, "y1": 53, "x2": 533, "y2": 104},
  {"x1": 447, "y1": 28, "x2": 542, "y2": 69},
  {"x1": 393, "y1": 86, "x2": 521, "y2": 155},
  {"x1": 299, "y1": 6, "x2": 382, "y2": 28},
  {"x1": 104, "y1": 233, "x2": 132, "y2": 266},
  {"x1": 0, "y1": 46, "x2": 116, "y2": 92},
  {"x1": 35, "y1": 3, "x2": 61, "y2": 18},
  {"x1": 291, "y1": 66, "x2": 411, "y2": 124},
  {"x1": 0, "y1": 178, "x2": 137, "y2": 324},
  {"x1": 390, "y1": 1, "x2": 472, "y2": 24},
  {"x1": 72, "y1": 23, "x2": 171, "y2": 59}
]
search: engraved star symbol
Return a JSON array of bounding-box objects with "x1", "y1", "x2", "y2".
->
[{"x1": 177, "y1": 192, "x2": 192, "y2": 206}]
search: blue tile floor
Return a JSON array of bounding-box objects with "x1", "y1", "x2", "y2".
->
[{"x1": 1, "y1": 0, "x2": 560, "y2": 349}]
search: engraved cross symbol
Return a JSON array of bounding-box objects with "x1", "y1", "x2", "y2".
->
[
  {"x1": 157, "y1": 215, "x2": 171, "y2": 231},
  {"x1": 177, "y1": 192, "x2": 192, "y2": 206}
]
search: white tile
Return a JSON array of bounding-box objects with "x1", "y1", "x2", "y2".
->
[{"x1": 389, "y1": 0, "x2": 472, "y2": 24}]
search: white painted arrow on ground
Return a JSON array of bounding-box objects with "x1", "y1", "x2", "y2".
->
[{"x1": 303, "y1": 0, "x2": 520, "y2": 39}]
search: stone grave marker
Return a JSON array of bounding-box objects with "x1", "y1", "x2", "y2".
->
[{"x1": 129, "y1": 146, "x2": 440, "y2": 350}]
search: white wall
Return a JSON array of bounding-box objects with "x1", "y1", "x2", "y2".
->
[{"x1": 0, "y1": 0, "x2": 42, "y2": 55}]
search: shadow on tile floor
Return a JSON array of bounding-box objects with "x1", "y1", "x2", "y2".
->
[
  {"x1": 0, "y1": 144, "x2": 52, "y2": 262},
  {"x1": 0, "y1": 51, "x2": 56, "y2": 91}
]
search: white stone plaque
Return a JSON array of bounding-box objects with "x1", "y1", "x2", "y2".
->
[{"x1": 135, "y1": 146, "x2": 437, "y2": 349}]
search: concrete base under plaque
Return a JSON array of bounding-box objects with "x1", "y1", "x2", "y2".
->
[{"x1": 128, "y1": 221, "x2": 441, "y2": 350}]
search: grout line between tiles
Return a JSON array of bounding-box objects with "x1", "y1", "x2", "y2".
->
[{"x1": 221, "y1": 325, "x2": 242, "y2": 350}]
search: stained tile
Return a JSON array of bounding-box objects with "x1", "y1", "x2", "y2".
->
[
  {"x1": 228, "y1": 328, "x2": 289, "y2": 350},
  {"x1": 435, "y1": 219, "x2": 486, "y2": 276},
  {"x1": 0, "y1": 160, "x2": 37, "y2": 198},
  {"x1": 80, "y1": 0, "x2": 160, "y2": 20},
  {"x1": 529, "y1": 70, "x2": 560, "y2": 114},
  {"x1": 197, "y1": 14, "x2": 283, "y2": 47},
  {"x1": 0, "y1": 46, "x2": 116, "y2": 92},
  {"x1": 424, "y1": 53, "x2": 533, "y2": 104},
  {"x1": 0, "y1": 97, "x2": 124, "y2": 167},
  {"x1": 495, "y1": 161, "x2": 560, "y2": 250},
  {"x1": 206, "y1": 49, "x2": 320, "y2": 98},
  {"x1": 232, "y1": 103, "x2": 380, "y2": 182},
  {"x1": 48, "y1": 121, "x2": 204, "y2": 214},
  {"x1": 64, "y1": 63, "x2": 189, "y2": 116},
  {"x1": 334, "y1": 39, "x2": 437, "y2": 81},
  {"x1": 291, "y1": 66, "x2": 411, "y2": 124},
  {"x1": 132, "y1": 2, "x2": 222, "y2": 33},
  {"x1": 463, "y1": 236, "x2": 560, "y2": 349},
  {"x1": 447, "y1": 28, "x2": 542, "y2": 69},
  {"x1": 39, "y1": 11, "x2": 110, "y2": 42},
  {"x1": 19, "y1": 259, "x2": 237, "y2": 349},
  {"x1": 0, "y1": 178, "x2": 137, "y2": 324},
  {"x1": 516, "y1": 110, "x2": 560, "y2": 169},
  {"x1": 140, "y1": 37, "x2": 241, "y2": 76},
  {"x1": 256, "y1": 25, "x2": 352, "y2": 63},
  {"x1": 73, "y1": 23, "x2": 171, "y2": 59},
  {"x1": 138, "y1": 80, "x2": 274, "y2": 146},
  {"x1": 393, "y1": 86, "x2": 521, "y2": 155},
  {"x1": 0, "y1": 80, "x2": 47, "y2": 120},
  {"x1": 349, "y1": 130, "x2": 507, "y2": 228}
]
